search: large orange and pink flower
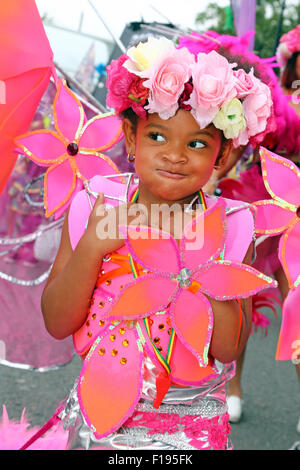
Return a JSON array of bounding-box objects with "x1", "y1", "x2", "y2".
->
[
  {"x1": 15, "y1": 79, "x2": 123, "y2": 218},
  {"x1": 77, "y1": 199, "x2": 276, "y2": 438}
]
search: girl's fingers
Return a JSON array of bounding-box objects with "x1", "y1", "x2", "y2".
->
[
  {"x1": 94, "y1": 192, "x2": 105, "y2": 208},
  {"x1": 93, "y1": 193, "x2": 107, "y2": 218}
]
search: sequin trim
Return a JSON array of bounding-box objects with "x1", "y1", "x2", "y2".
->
[
  {"x1": 44, "y1": 161, "x2": 78, "y2": 217},
  {"x1": 15, "y1": 131, "x2": 69, "y2": 164},
  {"x1": 193, "y1": 259, "x2": 277, "y2": 301},
  {"x1": 53, "y1": 79, "x2": 85, "y2": 143},
  {"x1": 168, "y1": 289, "x2": 213, "y2": 367},
  {"x1": 79, "y1": 113, "x2": 123, "y2": 153},
  {"x1": 253, "y1": 200, "x2": 296, "y2": 235}
]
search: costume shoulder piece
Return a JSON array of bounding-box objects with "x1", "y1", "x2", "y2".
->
[
  {"x1": 68, "y1": 174, "x2": 136, "y2": 250},
  {"x1": 205, "y1": 194, "x2": 255, "y2": 263}
]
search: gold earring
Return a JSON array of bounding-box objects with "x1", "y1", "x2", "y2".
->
[{"x1": 127, "y1": 154, "x2": 135, "y2": 163}]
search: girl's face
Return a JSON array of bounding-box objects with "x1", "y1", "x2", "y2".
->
[{"x1": 123, "y1": 109, "x2": 230, "y2": 205}]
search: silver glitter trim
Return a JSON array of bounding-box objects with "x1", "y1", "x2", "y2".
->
[
  {"x1": 0, "y1": 219, "x2": 63, "y2": 247},
  {"x1": 0, "y1": 266, "x2": 52, "y2": 286},
  {"x1": 124, "y1": 426, "x2": 198, "y2": 450},
  {"x1": 84, "y1": 172, "x2": 135, "y2": 207},
  {"x1": 24, "y1": 173, "x2": 45, "y2": 207},
  {"x1": 0, "y1": 354, "x2": 75, "y2": 372},
  {"x1": 225, "y1": 202, "x2": 255, "y2": 216},
  {"x1": 135, "y1": 398, "x2": 227, "y2": 418}
]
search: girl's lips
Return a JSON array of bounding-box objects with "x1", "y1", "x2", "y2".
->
[{"x1": 156, "y1": 169, "x2": 187, "y2": 180}]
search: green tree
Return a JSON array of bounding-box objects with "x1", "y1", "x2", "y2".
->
[
  {"x1": 195, "y1": 1, "x2": 300, "y2": 60},
  {"x1": 196, "y1": 4, "x2": 236, "y2": 36}
]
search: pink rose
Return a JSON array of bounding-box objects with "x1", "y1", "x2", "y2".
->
[
  {"x1": 234, "y1": 68, "x2": 259, "y2": 99},
  {"x1": 106, "y1": 55, "x2": 135, "y2": 113},
  {"x1": 128, "y1": 77, "x2": 149, "y2": 104},
  {"x1": 143, "y1": 47, "x2": 195, "y2": 119},
  {"x1": 186, "y1": 50, "x2": 237, "y2": 129},
  {"x1": 106, "y1": 55, "x2": 148, "y2": 119},
  {"x1": 233, "y1": 80, "x2": 273, "y2": 147}
]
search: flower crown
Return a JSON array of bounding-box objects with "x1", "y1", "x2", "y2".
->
[
  {"x1": 106, "y1": 36, "x2": 273, "y2": 148},
  {"x1": 276, "y1": 25, "x2": 300, "y2": 67}
]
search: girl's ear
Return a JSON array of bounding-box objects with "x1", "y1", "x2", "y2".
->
[
  {"x1": 215, "y1": 139, "x2": 233, "y2": 169},
  {"x1": 122, "y1": 118, "x2": 137, "y2": 156}
]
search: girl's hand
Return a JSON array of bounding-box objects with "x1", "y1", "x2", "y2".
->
[{"x1": 84, "y1": 193, "x2": 147, "y2": 255}]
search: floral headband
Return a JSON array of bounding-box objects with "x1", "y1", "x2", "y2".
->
[
  {"x1": 276, "y1": 25, "x2": 300, "y2": 67},
  {"x1": 106, "y1": 36, "x2": 273, "y2": 148}
]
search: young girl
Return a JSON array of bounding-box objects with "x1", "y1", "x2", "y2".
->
[{"x1": 30, "y1": 37, "x2": 277, "y2": 450}]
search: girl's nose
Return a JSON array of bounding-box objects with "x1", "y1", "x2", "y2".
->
[{"x1": 162, "y1": 147, "x2": 187, "y2": 164}]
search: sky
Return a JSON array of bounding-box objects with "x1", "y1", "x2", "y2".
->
[
  {"x1": 36, "y1": 0, "x2": 229, "y2": 39},
  {"x1": 35, "y1": 0, "x2": 229, "y2": 74}
]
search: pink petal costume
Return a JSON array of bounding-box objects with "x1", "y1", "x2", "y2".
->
[
  {"x1": 45, "y1": 179, "x2": 276, "y2": 451},
  {"x1": 252, "y1": 147, "x2": 300, "y2": 360}
]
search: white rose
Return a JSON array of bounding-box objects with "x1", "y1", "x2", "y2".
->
[
  {"x1": 123, "y1": 37, "x2": 175, "y2": 77},
  {"x1": 213, "y1": 98, "x2": 246, "y2": 139}
]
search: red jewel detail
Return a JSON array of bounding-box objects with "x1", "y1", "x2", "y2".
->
[
  {"x1": 67, "y1": 142, "x2": 79, "y2": 156},
  {"x1": 296, "y1": 206, "x2": 300, "y2": 218}
]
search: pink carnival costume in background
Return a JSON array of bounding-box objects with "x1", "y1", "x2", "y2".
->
[
  {"x1": 0, "y1": 88, "x2": 75, "y2": 371},
  {"x1": 276, "y1": 24, "x2": 300, "y2": 69},
  {"x1": 252, "y1": 147, "x2": 300, "y2": 361}
]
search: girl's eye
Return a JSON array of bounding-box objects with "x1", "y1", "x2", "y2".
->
[
  {"x1": 149, "y1": 132, "x2": 166, "y2": 142},
  {"x1": 189, "y1": 140, "x2": 206, "y2": 149}
]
